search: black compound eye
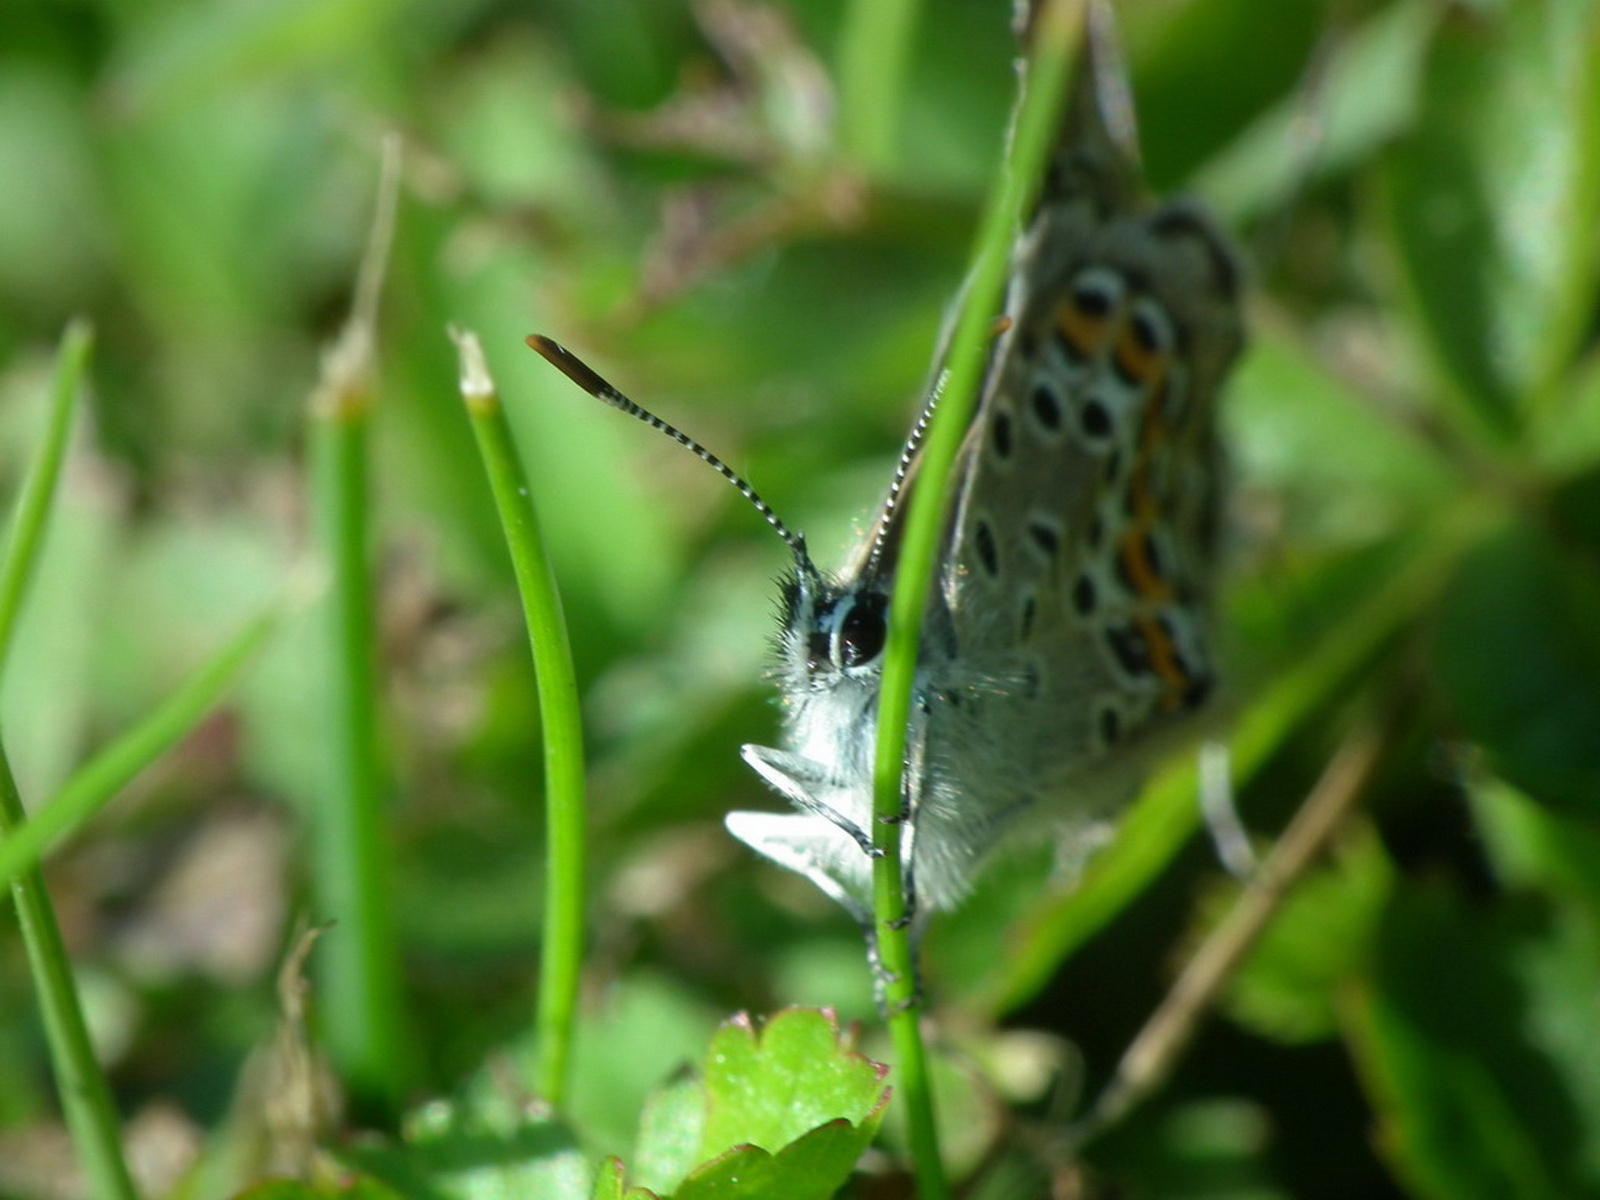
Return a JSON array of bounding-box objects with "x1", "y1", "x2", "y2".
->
[
  {"x1": 806, "y1": 631, "x2": 832, "y2": 673},
  {"x1": 836, "y1": 592, "x2": 888, "y2": 669}
]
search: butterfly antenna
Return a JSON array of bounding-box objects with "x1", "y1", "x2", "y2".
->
[
  {"x1": 528, "y1": 335, "x2": 814, "y2": 575},
  {"x1": 866, "y1": 371, "x2": 941, "y2": 572}
]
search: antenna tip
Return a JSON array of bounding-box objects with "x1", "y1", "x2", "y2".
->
[{"x1": 527, "y1": 334, "x2": 611, "y2": 397}]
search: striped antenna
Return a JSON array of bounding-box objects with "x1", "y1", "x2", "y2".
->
[{"x1": 527, "y1": 335, "x2": 812, "y2": 571}]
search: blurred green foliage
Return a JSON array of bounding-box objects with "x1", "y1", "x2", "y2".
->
[{"x1": 3, "y1": 0, "x2": 1600, "y2": 1196}]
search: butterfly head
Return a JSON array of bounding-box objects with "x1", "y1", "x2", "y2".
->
[{"x1": 778, "y1": 566, "x2": 891, "y2": 692}]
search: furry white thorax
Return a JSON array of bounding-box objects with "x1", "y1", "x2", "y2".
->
[
  {"x1": 728, "y1": 562, "x2": 1010, "y2": 923},
  {"x1": 719, "y1": 3, "x2": 1243, "y2": 928}
]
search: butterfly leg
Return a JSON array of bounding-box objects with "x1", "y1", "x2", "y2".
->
[
  {"x1": 1199, "y1": 741, "x2": 1256, "y2": 878},
  {"x1": 795, "y1": 794, "x2": 881, "y2": 860},
  {"x1": 741, "y1": 745, "x2": 884, "y2": 859}
]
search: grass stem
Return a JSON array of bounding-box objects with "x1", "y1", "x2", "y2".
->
[
  {"x1": 304, "y1": 136, "x2": 410, "y2": 1107},
  {"x1": 868, "y1": 4, "x2": 1085, "y2": 1193},
  {"x1": 454, "y1": 328, "x2": 587, "y2": 1107}
]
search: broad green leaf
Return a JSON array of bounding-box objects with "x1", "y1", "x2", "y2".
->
[
  {"x1": 609, "y1": 1009, "x2": 889, "y2": 1199},
  {"x1": 1469, "y1": 774, "x2": 1600, "y2": 916},
  {"x1": 235, "y1": 1178, "x2": 403, "y2": 1199},
  {"x1": 1225, "y1": 325, "x2": 1458, "y2": 550},
  {"x1": 1223, "y1": 822, "x2": 1394, "y2": 1044},
  {"x1": 1125, "y1": 0, "x2": 1320, "y2": 188},
  {"x1": 1350, "y1": 883, "x2": 1600, "y2": 1200},
  {"x1": 341, "y1": 1080, "x2": 592, "y2": 1200},
  {"x1": 1382, "y1": 0, "x2": 1600, "y2": 434},
  {"x1": 673, "y1": 1120, "x2": 871, "y2": 1200},
  {"x1": 564, "y1": 974, "x2": 722, "y2": 1161},
  {"x1": 632, "y1": 1073, "x2": 706, "y2": 1195},
  {"x1": 697, "y1": 1009, "x2": 888, "y2": 1160},
  {"x1": 1433, "y1": 522, "x2": 1600, "y2": 816},
  {"x1": 1195, "y1": 0, "x2": 1441, "y2": 224}
]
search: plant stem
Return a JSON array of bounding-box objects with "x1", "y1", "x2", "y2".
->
[
  {"x1": 0, "y1": 321, "x2": 137, "y2": 1200},
  {"x1": 0, "y1": 599, "x2": 287, "y2": 884},
  {"x1": 837, "y1": 0, "x2": 922, "y2": 172},
  {"x1": 305, "y1": 136, "x2": 409, "y2": 1107},
  {"x1": 2, "y1": 741, "x2": 140, "y2": 1200},
  {"x1": 455, "y1": 328, "x2": 587, "y2": 1107},
  {"x1": 0, "y1": 319, "x2": 92, "y2": 674},
  {"x1": 869, "y1": 4, "x2": 1085, "y2": 1194}
]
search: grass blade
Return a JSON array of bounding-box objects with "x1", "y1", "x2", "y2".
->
[
  {"x1": 304, "y1": 136, "x2": 411, "y2": 1107},
  {"x1": 2, "y1": 741, "x2": 139, "y2": 1200},
  {"x1": 0, "y1": 596, "x2": 288, "y2": 885},
  {"x1": 837, "y1": 0, "x2": 923, "y2": 171},
  {"x1": 868, "y1": 3, "x2": 1086, "y2": 1193},
  {"x1": 453, "y1": 328, "x2": 587, "y2": 1107},
  {"x1": 0, "y1": 320, "x2": 137, "y2": 1199},
  {"x1": 0, "y1": 319, "x2": 92, "y2": 673}
]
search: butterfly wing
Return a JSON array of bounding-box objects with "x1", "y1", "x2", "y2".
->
[
  {"x1": 928, "y1": 21, "x2": 1244, "y2": 834},
  {"x1": 731, "y1": 5, "x2": 1244, "y2": 917}
]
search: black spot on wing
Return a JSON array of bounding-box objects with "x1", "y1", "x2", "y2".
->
[
  {"x1": 975, "y1": 520, "x2": 999, "y2": 577},
  {"x1": 1031, "y1": 384, "x2": 1063, "y2": 431},
  {"x1": 991, "y1": 410, "x2": 1013, "y2": 459}
]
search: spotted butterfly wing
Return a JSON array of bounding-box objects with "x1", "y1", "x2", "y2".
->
[{"x1": 729, "y1": 12, "x2": 1244, "y2": 921}]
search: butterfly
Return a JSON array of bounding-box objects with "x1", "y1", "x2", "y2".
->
[{"x1": 531, "y1": 4, "x2": 1243, "y2": 930}]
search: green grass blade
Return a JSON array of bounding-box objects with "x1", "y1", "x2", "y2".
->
[
  {"x1": 307, "y1": 396, "x2": 408, "y2": 1105},
  {"x1": 0, "y1": 597, "x2": 287, "y2": 885},
  {"x1": 2, "y1": 740, "x2": 139, "y2": 1200},
  {"x1": 837, "y1": 0, "x2": 923, "y2": 171},
  {"x1": 868, "y1": 3, "x2": 1085, "y2": 1194},
  {"x1": 0, "y1": 319, "x2": 92, "y2": 674},
  {"x1": 304, "y1": 137, "x2": 410, "y2": 1107},
  {"x1": 454, "y1": 328, "x2": 587, "y2": 1108},
  {"x1": 0, "y1": 319, "x2": 137, "y2": 1199}
]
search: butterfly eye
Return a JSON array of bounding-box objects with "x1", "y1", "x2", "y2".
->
[
  {"x1": 805, "y1": 592, "x2": 888, "y2": 674},
  {"x1": 836, "y1": 592, "x2": 889, "y2": 668}
]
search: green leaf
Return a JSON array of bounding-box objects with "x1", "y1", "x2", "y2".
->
[
  {"x1": 1223, "y1": 822, "x2": 1395, "y2": 1044},
  {"x1": 341, "y1": 1077, "x2": 593, "y2": 1200},
  {"x1": 1127, "y1": 0, "x2": 1320, "y2": 189},
  {"x1": 1433, "y1": 521, "x2": 1600, "y2": 815},
  {"x1": 1224, "y1": 325, "x2": 1459, "y2": 549},
  {"x1": 673, "y1": 1121, "x2": 872, "y2": 1200},
  {"x1": 697, "y1": 1009, "x2": 888, "y2": 1161},
  {"x1": 590, "y1": 1157, "x2": 660, "y2": 1200},
  {"x1": 1469, "y1": 774, "x2": 1600, "y2": 916},
  {"x1": 1381, "y1": 0, "x2": 1600, "y2": 434},
  {"x1": 614, "y1": 1008, "x2": 889, "y2": 1200},
  {"x1": 566, "y1": 974, "x2": 722, "y2": 1162},
  {"x1": 1350, "y1": 883, "x2": 1600, "y2": 1200},
  {"x1": 632, "y1": 1074, "x2": 707, "y2": 1194},
  {"x1": 234, "y1": 1179, "x2": 403, "y2": 1200},
  {"x1": 1194, "y1": 0, "x2": 1441, "y2": 224}
]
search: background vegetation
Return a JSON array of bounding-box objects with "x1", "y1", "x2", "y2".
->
[{"x1": 2, "y1": 0, "x2": 1599, "y2": 1196}]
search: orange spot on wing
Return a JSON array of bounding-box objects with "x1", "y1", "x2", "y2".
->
[
  {"x1": 1133, "y1": 614, "x2": 1192, "y2": 712},
  {"x1": 1056, "y1": 299, "x2": 1109, "y2": 359},
  {"x1": 1114, "y1": 324, "x2": 1167, "y2": 390},
  {"x1": 1119, "y1": 529, "x2": 1174, "y2": 605}
]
